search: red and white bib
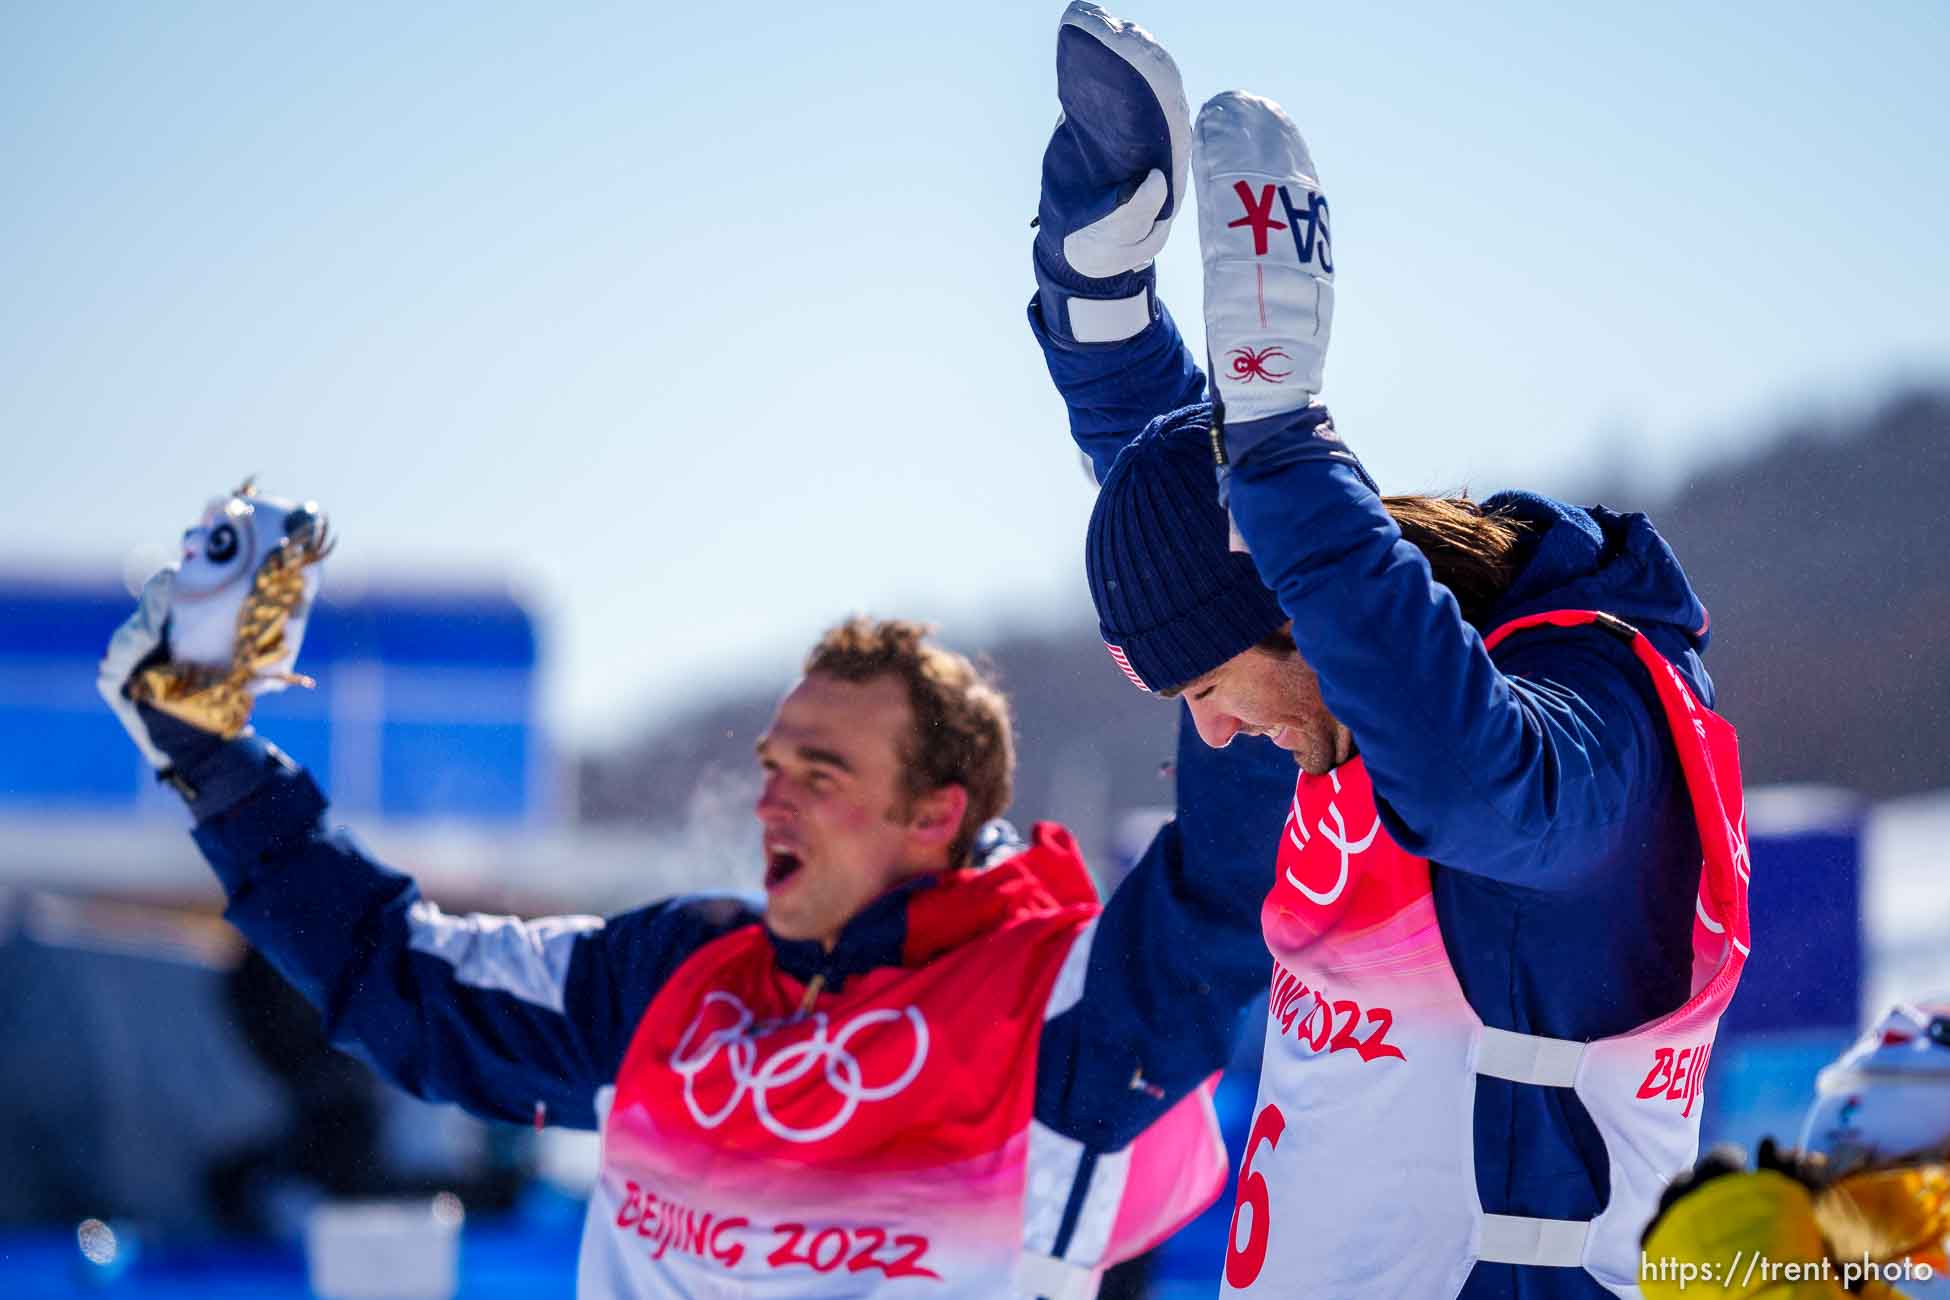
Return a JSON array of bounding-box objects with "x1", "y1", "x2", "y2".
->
[
  {"x1": 581, "y1": 824, "x2": 1228, "y2": 1298},
  {"x1": 1222, "y1": 611, "x2": 1752, "y2": 1299}
]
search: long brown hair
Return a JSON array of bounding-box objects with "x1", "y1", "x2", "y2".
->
[
  {"x1": 1380, "y1": 494, "x2": 1531, "y2": 627},
  {"x1": 1255, "y1": 496, "x2": 1530, "y2": 647}
]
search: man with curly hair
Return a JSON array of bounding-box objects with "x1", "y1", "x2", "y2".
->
[{"x1": 102, "y1": 494, "x2": 1291, "y2": 1299}]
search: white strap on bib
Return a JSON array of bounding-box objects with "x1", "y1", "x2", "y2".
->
[
  {"x1": 1478, "y1": 1214, "x2": 1591, "y2": 1268},
  {"x1": 1472, "y1": 1032, "x2": 1595, "y2": 1268},
  {"x1": 1476, "y1": 1027, "x2": 1585, "y2": 1087}
]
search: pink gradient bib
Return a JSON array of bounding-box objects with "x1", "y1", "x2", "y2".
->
[
  {"x1": 1224, "y1": 611, "x2": 1752, "y2": 1300},
  {"x1": 581, "y1": 825, "x2": 1228, "y2": 1298}
]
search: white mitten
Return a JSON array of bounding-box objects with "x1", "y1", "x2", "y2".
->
[{"x1": 1193, "y1": 91, "x2": 1334, "y2": 430}]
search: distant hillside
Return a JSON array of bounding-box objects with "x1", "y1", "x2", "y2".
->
[
  {"x1": 1612, "y1": 388, "x2": 1950, "y2": 797},
  {"x1": 578, "y1": 385, "x2": 1950, "y2": 840}
]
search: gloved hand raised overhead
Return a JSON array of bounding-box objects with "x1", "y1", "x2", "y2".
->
[
  {"x1": 1033, "y1": 2, "x2": 1190, "y2": 345},
  {"x1": 1192, "y1": 90, "x2": 1335, "y2": 447}
]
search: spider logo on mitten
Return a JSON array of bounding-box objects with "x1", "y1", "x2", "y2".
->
[{"x1": 1228, "y1": 346, "x2": 1292, "y2": 383}]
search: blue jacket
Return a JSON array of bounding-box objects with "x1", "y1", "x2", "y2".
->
[
  {"x1": 148, "y1": 651, "x2": 1294, "y2": 1208},
  {"x1": 1034, "y1": 297, "x2": 1716, "y2": 1300}
]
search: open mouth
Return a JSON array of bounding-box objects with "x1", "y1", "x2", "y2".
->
[{"x1": 765, "y1": 849, "x2": 804, "y2": 890}]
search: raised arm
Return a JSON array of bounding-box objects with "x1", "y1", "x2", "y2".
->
[
  {"x1": 1025, "y1": 11, "x2": 1298, "y2": 1152},
  {"x1": 1034, "y1": 715, "x2": 1289, "y2": 1150},
  {"x1": 175, "y1": 728, "x2": 753, "y2": 1129},
  {"x1": 97, "y1": 487, "x2": 753, "y2": 1129},
  {"x1": 1193, "y1": 94, "x2": 1703, "y2": 887},
  {"x1": 1029, "y1": 3, "x2": 1207, "y2": 482},
  {"x1": 177, "y1": 723, "x2": 753, "y2": 1127},
  {"x1": 1228, "y1": 453, "x2": 1684, "y2": 887}
]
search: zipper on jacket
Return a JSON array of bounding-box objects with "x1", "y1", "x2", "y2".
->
[{"x1": 797, "y1": 972, "x2": 827, "y2": 1016}]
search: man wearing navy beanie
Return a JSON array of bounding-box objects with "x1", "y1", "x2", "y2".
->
[{"x1": 1032, "y1": 9, "x2": 1755, "y2": 1299}]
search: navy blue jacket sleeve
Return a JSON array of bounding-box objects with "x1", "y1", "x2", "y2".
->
[
  {"x1": 180, "y1": 738, "x2": 754, "y2": 1130},
  {"x1": 1225, "y1": 433, "x2": 1673, "y2": 889},
  {"x1": 1033, "y1": 711, "x2": 1290, "y2": 1151},
  {"x1": 1026, "y1": 296, "x2": 1285, "y2": 1149},
  {"x1": 1028, "y1": 293, "x2": 1207, "y2": 482}
]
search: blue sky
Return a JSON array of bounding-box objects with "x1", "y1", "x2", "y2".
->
[{"x1": 4, "y1": 1, "x2": 1945, "y2": 745}]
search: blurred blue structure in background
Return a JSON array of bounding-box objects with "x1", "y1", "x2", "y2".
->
[
  {"x1": 1703, "y1": 788, "x2": 1866, "y2": 1154},
  {"x1": 1722, "y1": 788, "x2": 1866, "y2": 1036},
  {"x1": 0, "y1": 574, "x2": 552, "y2": 825},
  {"x1": 0, "y1": 572, "x2": 580, "y2": 1297}
]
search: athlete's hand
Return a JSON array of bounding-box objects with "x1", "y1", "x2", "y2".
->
[
  {"x1": 1192, "y1": 91, "x2": 1335, "y2": 442},
  {"x1": 1033, "y1": 2, "x2": 1190, "y2": 345},
  {"x1": 100, "y1": 563, "x2": 182, "y2": 772},
  {"x1": 99, "y1": 482, "x2": 332, "y2": 780}
]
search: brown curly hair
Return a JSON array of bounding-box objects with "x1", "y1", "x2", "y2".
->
[{"x1": 803, "y1": 618, "x2": 1015, "y2": 868}]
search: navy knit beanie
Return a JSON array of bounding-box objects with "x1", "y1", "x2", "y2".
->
[{"x1": 1086, "y1": 404, "x2": 1288, "y2": 693}]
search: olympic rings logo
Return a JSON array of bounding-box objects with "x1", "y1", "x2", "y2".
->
[{"x1": 668, "y1": 991, "x2": 930, "y2": 1144}]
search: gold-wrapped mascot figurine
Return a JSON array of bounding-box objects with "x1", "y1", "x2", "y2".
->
[{"x1": 98, "y1": 480, "x2": 332, "y2": 778}]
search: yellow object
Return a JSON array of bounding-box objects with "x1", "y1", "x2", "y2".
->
[
  {"x1": 1640, "y1": 1170, "x2": 1848, "y2": 1299},
  {"x1": 130, "y1": 514, "x2": 333, "y2": 738}
]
